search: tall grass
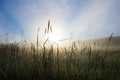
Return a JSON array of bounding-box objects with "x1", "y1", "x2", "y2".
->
[{"x1": 0, "y1": 21, "x2": 120, "y2": 80}]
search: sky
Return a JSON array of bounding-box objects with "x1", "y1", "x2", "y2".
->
[{"x1": 0, "y1": 0, "x2": 120, "y2": 42}]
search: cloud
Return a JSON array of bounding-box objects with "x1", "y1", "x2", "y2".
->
[
  {"x1": 0, "y1": 13, "x2": 22, "y2": 42},
  {"x1": 0, "y1": 26, "x2": 22, "y2": 43},
  {"x1": 68, "y1": 0, "x2": 119, "y2": 39},
  {"x1": 3, "y1": 0, "x2": 71, "y2": 41},
  {"x1": 1, "y1": 0, "x2": 120, "y2": 41}
]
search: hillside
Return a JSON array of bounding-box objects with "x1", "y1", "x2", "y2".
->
[{"x1": 76, "y1": 36, "x2": 120, "y2": 51}]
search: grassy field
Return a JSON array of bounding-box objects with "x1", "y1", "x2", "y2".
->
[
  {"x1": 0, "y1": 39, "x2": 120, "y2": 80},
  {"x1": 0, "y1": 22, "x2": 120, "y2": 80}
]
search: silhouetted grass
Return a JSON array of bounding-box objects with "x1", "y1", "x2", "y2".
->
[
  {"x1": 0, "y1": 21, "x2": 120, "y2": 80},
  {"x1": 0, "y1": 41, "x2": 120, "y2": 80}
]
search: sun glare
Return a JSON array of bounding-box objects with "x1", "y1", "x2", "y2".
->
[{"x1": 49, "y1": 31, "x2": 65, "y2": 43}]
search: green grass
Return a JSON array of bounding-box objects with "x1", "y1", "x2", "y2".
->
[{"x1": 0, "y1": 41, "x2": 120, "y2": 80}]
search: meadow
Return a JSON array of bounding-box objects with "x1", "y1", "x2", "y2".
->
[
  {"x1": 0, "y1": 39, "x2": 120, "y2": 80},
  {"x1": 0, "y1": 21, "x2": 120, "y2": 80}
]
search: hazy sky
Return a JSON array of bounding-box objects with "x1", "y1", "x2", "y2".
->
[{"x1": 0, "y1": 0, "x2": 120, "y2": 42}]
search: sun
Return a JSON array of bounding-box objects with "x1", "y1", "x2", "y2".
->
[
  {"x1": 48, "y1": 31, "x2": 67, "y2": 43},
  {"x1": 49, "y1": 32, "x2": 62, "y2": 42},
  {"x1": 45, "y1": 23, "x2": 68, "y2": 43}
]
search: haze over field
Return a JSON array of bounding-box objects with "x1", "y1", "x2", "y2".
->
[
  {"x1": 0, "y1": 0, "x2": 120, "y2": 42},
  {"x1": 0, "y1": 1, "x2": 120, "y2": 80}
]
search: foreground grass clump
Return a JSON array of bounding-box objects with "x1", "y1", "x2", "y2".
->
[{"x1": 0, "y1": 41, "x2": 120, "y2": 80}]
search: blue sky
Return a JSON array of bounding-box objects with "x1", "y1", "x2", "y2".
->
[{"x1": 0, "y1": 0, "x2": 120, "y2": 42}]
